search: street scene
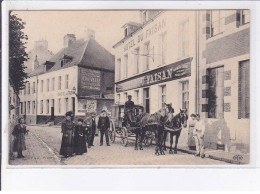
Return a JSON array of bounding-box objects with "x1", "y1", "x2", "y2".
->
[{"x1": 8, "y1": 10, "x2": 250, "y2": 166}]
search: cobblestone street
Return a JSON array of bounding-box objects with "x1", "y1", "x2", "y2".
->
[{"x1": 10, "y1": 125, "x2": 228, "y2": 166}]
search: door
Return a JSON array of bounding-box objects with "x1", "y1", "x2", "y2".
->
[
  {"x1": 143, "y1": 88, "x2": 150, "y2": 113},
  {"x1": 72, "y1": 97, "x2": 75, "y2": 115}
]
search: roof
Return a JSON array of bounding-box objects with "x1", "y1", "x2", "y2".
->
[
  {"x1": 121, "y1": 21, "x2": 142, "y2": 28},
  {"x1": 28, "y1": 37, "x2": 114, "y2": 76}
]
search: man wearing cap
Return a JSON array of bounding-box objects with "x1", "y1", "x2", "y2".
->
[
  {"x1": 98, "y1": 110, "x2": 110, "y2": 146},
  {"x1": 193, "y1": 114, "x2": 206, "y2": 158},
  {"x1": 124, "y1": 95, "x2": 135, "y2": 124}
]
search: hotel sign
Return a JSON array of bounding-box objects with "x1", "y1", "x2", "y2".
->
[{"x1": 116, "y1": 57, "x2": 192, "y2": 92}]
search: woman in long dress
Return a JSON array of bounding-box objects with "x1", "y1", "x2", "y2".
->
[
  {"x1": 59, "y1": 111, "x2": 75, "y2": 157},
  {"x1": 74, "y1": 118, "x2": 87, "y2": 155},
  {"x1": 12, "y1": 117, "x2": 27, "y2": 158},
  {"x1": 188, "y1": 114, "x2": 197, "y2": 150}
]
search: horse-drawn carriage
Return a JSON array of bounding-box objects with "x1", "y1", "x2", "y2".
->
[{"x1": 109, "y1": 103, "x2": 154, "y2": 147}]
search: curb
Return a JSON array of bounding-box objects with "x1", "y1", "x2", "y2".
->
[{"x1": 178, "y1": 148, "x2": 247, "y2": 165}]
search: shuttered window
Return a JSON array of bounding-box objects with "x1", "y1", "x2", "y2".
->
[{"x1": 238, "y1": 60, "x2": 250, "y2": 119}]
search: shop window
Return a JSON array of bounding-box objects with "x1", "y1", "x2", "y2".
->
[
  {"x1": 238, "y1": 60, "x2": 250, "y2": 119},
  {"x1": 181, "y1": 81, "x2": 189, "y2": 113},
  {"x1": 179, "y1": 20, "x2": 189, "y2": 58},
  {"x1": 143, "y1": 88, "x2": 150, "y2": 113},
  {"x1": 208, "y1": 67, "x2": 224, "y2": 119},
  {"x1": 210, "y1": 10, "x2": 225, "y2": 37}
]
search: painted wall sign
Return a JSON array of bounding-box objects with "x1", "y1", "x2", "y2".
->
[
  {"x1": 78, "y1": 67, "x2": 101, "y2": 97},
  {"x1": 124, "y1": 18, "x2": 166, "y2": 52},
  {"x1": 78, "y1": 99, "x2": 97, "y2": 113},
  {"x1": 116, "y1": 57, "x2": 192, "y2": 92},
  {"x1": 57, "y1": 90, "x2": 75, "y2": 96}
]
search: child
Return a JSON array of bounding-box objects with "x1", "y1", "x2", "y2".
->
[{"x1": 74, "y1": 118, "x2": 87, "y2": 155}]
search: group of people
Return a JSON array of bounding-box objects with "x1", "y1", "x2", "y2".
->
[
  {"x1": 59, "y1": 110, "x2": 111, "y2": 158},
  {"x1": 188, "y1": 113, "x2": 206, "y2": 158}
]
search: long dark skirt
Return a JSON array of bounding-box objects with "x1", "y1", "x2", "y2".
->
[
  {"x1": 13, "y1": 133, "x2": 26, "y2": 152},
  {"x1": 74, "y1": 134, "x2": 87, "y2": 154},
  {"x1": 60, "y1": 131, "x2": 74, "y2": 157}
]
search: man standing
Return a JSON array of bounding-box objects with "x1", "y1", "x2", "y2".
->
[
  {"x1": 193, "y1": 114, "x2": 206, "y2": 158},
  {"x1": 88, "y1": 112, "x2": 96, "y2": 147},
  {"x1": 124, "y1": 95, "x2": 135, "y2": 124},
  {"x1": 98, "y1": 110, "x2": 110, "y2": 146}
]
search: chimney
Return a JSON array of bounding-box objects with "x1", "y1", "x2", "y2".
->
[
  {"x1": 86, "y1": 29, "x2": 95, "y2": 40},
  {"x1": 34, "y1": 55, "x2": 39, "y2": 70},
  {"x1": 63, "y1": 34, "x2": 76, "y2": 48}
]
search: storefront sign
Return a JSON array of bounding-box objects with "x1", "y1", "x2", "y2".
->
[
  {"x1": 116, "y1": 57, "x2": 192, "y2": 92},
  {"x1": 124, "y1": 18, "x2": 166, "y2": 52},
  {"x1": 78, "y1": 67, "x2": 101, "y2": 97}
]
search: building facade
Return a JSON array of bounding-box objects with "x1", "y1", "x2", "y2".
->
[
  {"x1": 113, "y1": 10, "x2": 250, "y2": 153},
  {"x1": 19, "y1": 31, "x2": 115, "y2": 124},
  {"x1": 198, "y1": 10, "x2": 250, "y2": 153}
]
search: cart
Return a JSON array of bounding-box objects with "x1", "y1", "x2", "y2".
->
[{"x1": 109, "y1": 104, "x2": 154, "y2": 147}]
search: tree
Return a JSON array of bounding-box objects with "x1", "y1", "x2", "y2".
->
[{"x1": 9, "y1": 12, "x2": 28, "y2": 91}]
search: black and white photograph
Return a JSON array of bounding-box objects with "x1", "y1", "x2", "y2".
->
[{"x1": 5, "y1": 8, "x2": 251, "y2": 166}]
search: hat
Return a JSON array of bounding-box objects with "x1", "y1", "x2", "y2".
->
[
  {"x1": 196, "y1": 114, "x2": 200, "y2": 117},
  {"x1": 65, "y1": 111, "x2": 73, "y2": 117},
  {"x1": 190, "y1": 114, "x2": 196, "y2": 117},
  {"x1": 128, "y1": 95, "x2": 132, "y2": 97},
  {"x1": 101, "y1": 109, "x2": 106, "y2": 113},
  {"x1": 78, "y1": 118, "x2": 83, "y2": 122}
]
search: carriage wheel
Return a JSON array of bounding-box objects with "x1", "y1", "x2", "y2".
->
[
  {"x1": 121, "y1": 127, "x2": 128, "y2": 147},
  {"x1": 109, "y1": 121, "x2": 116, "y2": 143}
]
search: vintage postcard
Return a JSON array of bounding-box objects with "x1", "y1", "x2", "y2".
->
[{"x1": 6, "y1": 8, "x2": 250, "y2": 166}]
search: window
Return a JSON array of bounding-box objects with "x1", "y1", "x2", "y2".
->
[
  {"x1": 58, "y1": 98, "x2": 61, "y2": 113},
  {"x1": 143, "y1": 11, "x2": 148, "y2": 23},
  {"x1": 32, "y1": 82, "x2": 35, "y2": 93},
  {"x1": 47, "y1": 79, "x2": 50, "y2": 92},
  {"x1": 46, "y1": 100, "x2": 49, "y2": 114},
  {"x1": 40, "y1": 100, "x2": 43, "y2": 114},
  {"x1": 27, "y1": 101, "x2": 30, "y2": 114},
  {"x1": 116, "y1": 58, "x2": 121, "y2": 80},
  {"x1": 238, "y1": 60, "x2": 250, "y2": 119},
  {"x1": 240, "y1": 10, "x2": 250, "y2": 25},
  {"x1": 52, "y1": 77, "x2": 55, "y2": 91},
  {"x1": 124, "y1": 54, "x2": 128, "y2": 78},
  {"x1": 28, "y1": 83, "x2": 30, "y2": 94},
  {"x1": 210, "y1": 10, "x2": 225, "y2": 37},
  {"x1": 117, "y1": 94, "x2": 120, "y2": 103},
  {"x1": 134, "y1": 47, "x2": 140, "y2": 74},
  {"x1": 41, "y1": 80, "x2": 44, "y2": 92},
  {"x1": 143, "y1": 88, "x2": 150, "y2": 113},
  {"x1": 181, "y1": 81, "x2": 189, "y2": 113},
  {"x1": 32, "y1": 101, "x2": 35, "y2": 114},
  {"x1": 158, "y1": 32, "x2": 167, "y2": 66},
  {"x1": 24, "y1": 102, "x2": 26, "y2": 114},
  {"x1": 135, "y1": 90, "x2": 139, "y2": 104},
  {"x1": 124, "y1": 28, "x2": 128, "y2": 37},
  {"x1": 208, "y1": 67, "x2": 224, "y2": 118},
  {"x1": 65, "y1": 74, "x2": 69, "y2": 89},
  {"x1": 65, "y1": 98, "x2": 69, "y2": 112},
  {"x1": 20, "y1": 102, "x2": 23, "y2": 115},
  {"x1": 144, "y1": 42, "x2": 151, "y2": 70},
  {"x1": 61, "y1": 60, "x2": 64, "y2": 67},
  {"x1": 124, "y1": 92, "x2": 128, "y2": 102},
  {"x1": 160, "y1": 85, "x2": 166, "y2": 108},
  {"x1": 179, "y1": 20, "x2": 189, "y2": 58},
  {"x1": 58, "y1": 76, "x2": 62, "y2": 90}
]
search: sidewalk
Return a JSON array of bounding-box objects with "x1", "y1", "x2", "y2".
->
[{"x1": 178, "y1": 146, "x2": 250, "y2": 165}]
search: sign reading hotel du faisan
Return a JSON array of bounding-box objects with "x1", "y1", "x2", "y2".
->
[
  {"x1": 116, "y1": 57, "x2": 192, "y2": 93},
  {"x1": 78, "y1": 67, "x2": 101, "y2": 97}
]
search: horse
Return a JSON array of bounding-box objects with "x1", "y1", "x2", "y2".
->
[
  {"x1": 162, "y1": 109, "x2": 188, "y2": 154},
  {"x1": 135, "y1": 103, "x2": 174, "y2": 156}
]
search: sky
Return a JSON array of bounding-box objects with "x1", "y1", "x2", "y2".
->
[{"x1": 13, "y1": 11, "x2": 141, "y2": 55}]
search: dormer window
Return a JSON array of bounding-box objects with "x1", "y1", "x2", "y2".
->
[
  {"x1": 124, "y1": 28, "x2": 128, "y2": 37},
  {"x1": 60, "y1": 54, "x2": 73, "y2": 67},
  {"x1": 61, "y1": 60, "x2": 64, "y2": 67}
]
